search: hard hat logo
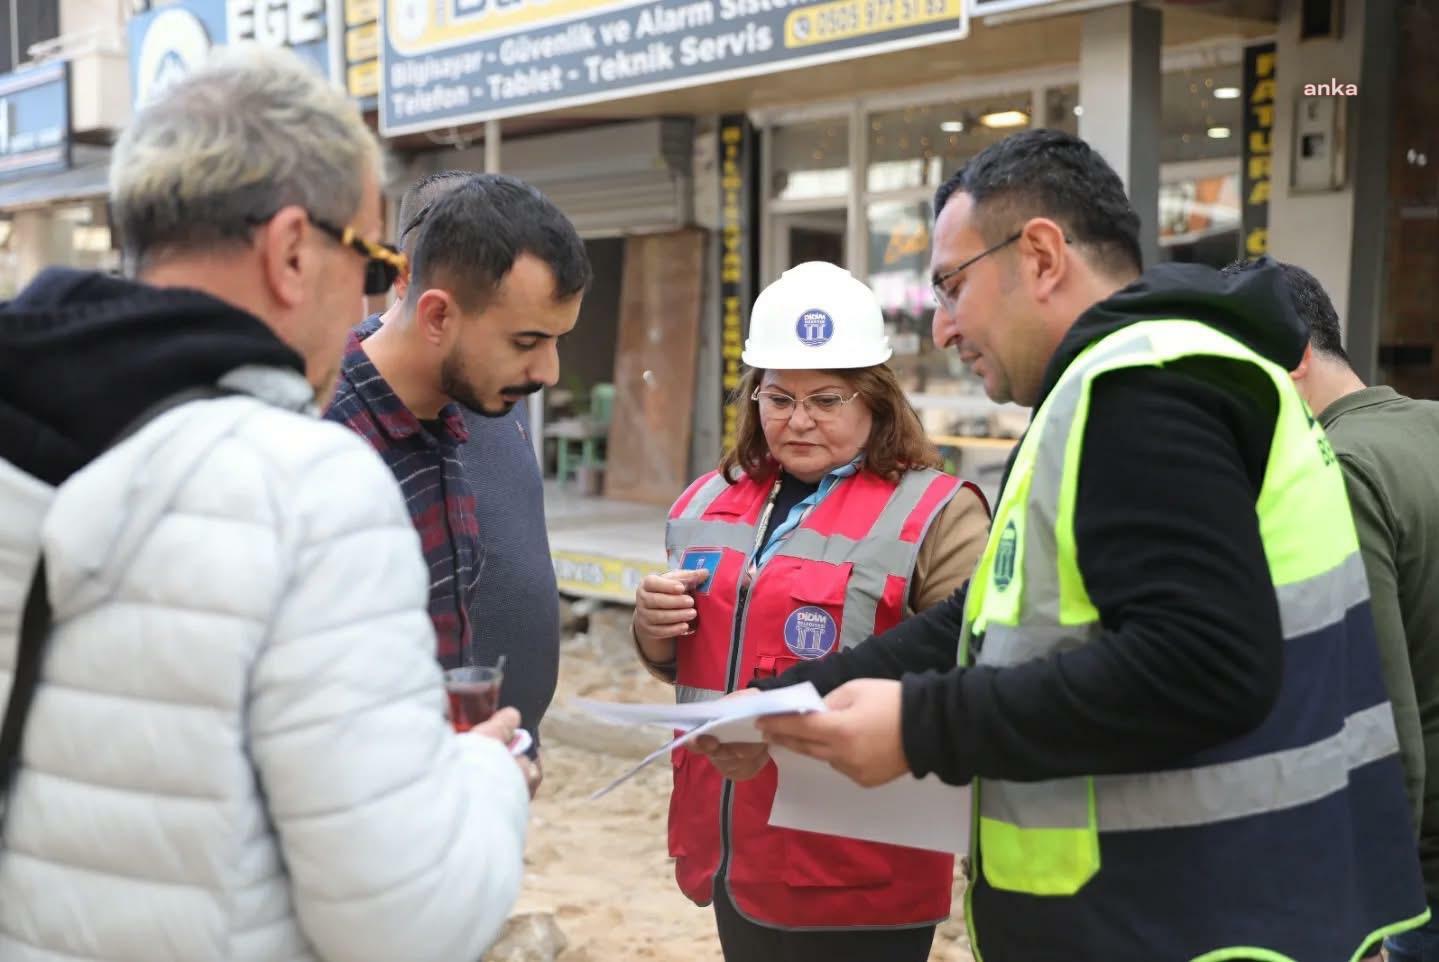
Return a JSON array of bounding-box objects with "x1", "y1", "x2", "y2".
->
[
  {"x1": 784, "y1": 605, "x2": 839, "y2": 658},
  {"x1": 796, "y1": 309, "x2": 835, "y2": 348}
]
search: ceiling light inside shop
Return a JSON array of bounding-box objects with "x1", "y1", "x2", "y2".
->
[
  {"x1": 1214, "y1": 86, "x2": 1241, "y2": 100},
  {"x1": 1073, "y1": 105, "x2": 1084, "y2": 117},
  {"x1": 980, "y1": 110, "x2": 1029, "y2": 128},
  {"x1": 1207, "y1": 126, "x2": 1232, "y2": 139},
  {"x1": 940, "y1": 120, "x2": 965, "y2": 132}
]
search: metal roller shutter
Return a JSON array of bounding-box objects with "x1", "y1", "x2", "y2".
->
[{"x1": 410, "y1": 118, "x2": 695, "y2": 239}]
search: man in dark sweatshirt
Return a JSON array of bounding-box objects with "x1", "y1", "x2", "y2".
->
[
  {"x1": 1227, "y1": 258, "x2": 1439, "y2": 962},
  {"x1": 700, "y1": 129, "x2": 1426, "y2": 960}
]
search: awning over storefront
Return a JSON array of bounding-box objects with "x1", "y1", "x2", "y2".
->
[{"x1": 0, "y1": 146, "x2": 109, "y2": 212}]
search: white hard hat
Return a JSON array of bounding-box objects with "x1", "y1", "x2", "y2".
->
[{"x1": 741, "y1": 262, "x2": 892, "y2": 370}]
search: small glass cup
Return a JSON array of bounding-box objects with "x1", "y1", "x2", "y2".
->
[{"x1": 444, "y1": 664, "x2": 503, "y2": 733}]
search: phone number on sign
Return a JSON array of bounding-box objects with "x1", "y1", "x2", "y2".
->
[{"x1": 785, "y1": 0, "x2": 954, "y2": 47}]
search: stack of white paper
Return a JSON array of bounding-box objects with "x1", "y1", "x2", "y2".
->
[
  {"x1": 572, "y1": 682, "x2": 825, "y2": 741},
  {"x1": 573, "y1": 683, "x2": 826, "y2": 799},
  {"x1": 571, "y1": 684, "x2": 971, "y2": 855},
  {"x1": 769, "y1": 751, "x2": 970, "y2": 854}
]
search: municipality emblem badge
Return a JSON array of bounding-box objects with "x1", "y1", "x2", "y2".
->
[
  {"x1": 795, "y1": 309, "x2": 834, "y2": 347},
  {"x1": 784, "y1": 605, "x2": 838, "y2": 658},
  {"x1": 993, "y1": 520, "x2": 1018, "y2": 591}
]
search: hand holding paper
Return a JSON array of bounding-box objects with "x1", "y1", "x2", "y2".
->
[
  {"x1": 574, "y1": 681, "x2": 970, "y2": 854},
  {"x1": 691, "y1": 689, "x2": 771, "y2": 781},
  {"x1": 757, "y1": 678, "x2": 911, "y2": 788},
  {"x1": 573, "y1": 682, "x2": 827, "y2": 799}
]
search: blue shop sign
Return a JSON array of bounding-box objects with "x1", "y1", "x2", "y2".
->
[
  {"x1": 0, "y1": 61, "x2": 71, "y2": 181},
  {"x1": 128, "y1": 0, "x2": 337, "y2": 109}
]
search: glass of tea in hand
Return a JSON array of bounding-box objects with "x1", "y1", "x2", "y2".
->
[{"x1": 444, "y1": 664, "x2": 504, "y2": 733}]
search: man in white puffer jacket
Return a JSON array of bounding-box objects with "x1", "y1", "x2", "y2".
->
[{"x1": 0, "y1": 45, "x2": 531, "y2": 962}]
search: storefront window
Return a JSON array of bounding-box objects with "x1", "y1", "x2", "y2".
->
[
  {"x1": 1158, "y1": 62, "x2": 1243, "y2": 267},
  {"x1": 772, "y1": 209, "x2": 847, "y2": 274},
  {"x1": 860, "y1": 92, "x2": 1033, "y2": 440},
  {"x1": 1045, "y1": 85, "x2": 1080, "y2": 135},
  {"x1": 771, "y1": 117, "x2": 850, "y2": 202},
  {"x1": 0, "y1": 201, "x2": 119, "y2": 297},
  {"x1": 865, "y1": 93, "x2": 1033, "y2": 194},
  {"x1": 1162, "y1": 63, "x2": 1244, "y2": 165},
  {"x1": 1159, "y1": 172, "x2": 1240, "y2": 247},
  {"x1": 867, "y1": 198, "x2": 994, "y2": 437},
  {"x1": 55, "y1": 202, "x2": 117, "y2": 273}
]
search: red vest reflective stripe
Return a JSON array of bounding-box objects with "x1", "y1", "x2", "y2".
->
[{"x1": 665, "y1": 466, "x2": 976, "y2": 929}]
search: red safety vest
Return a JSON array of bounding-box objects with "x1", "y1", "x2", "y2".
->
[{"x1": 664, "y1": 464, "x2": 980, "y2": 929}]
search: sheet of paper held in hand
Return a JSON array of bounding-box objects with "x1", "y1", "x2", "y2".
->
[{"x1": 572, "y1": 683, "x2": 970, "y2": 855}]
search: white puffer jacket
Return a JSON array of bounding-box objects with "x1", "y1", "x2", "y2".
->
[{"x1": 0, "y1": 367, "x2": 529, "y2": 962}]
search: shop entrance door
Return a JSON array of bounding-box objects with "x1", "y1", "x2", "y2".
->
[
  {"x1": 1380, "y1": 1, "x2": 1439, "y2": 399},
  {"x1": 770, "y1": 210, "x2": 847, "y2": 276}
]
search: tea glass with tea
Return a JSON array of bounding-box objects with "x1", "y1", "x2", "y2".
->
[
  {"x1": 444, "y1": 663, "x2": 503, "y2": 732},
  {"x1": 444, "y1": 655, "x2": 531, "y2": 755}
]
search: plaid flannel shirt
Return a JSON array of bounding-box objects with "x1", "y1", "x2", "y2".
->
[{"x1": 323, "y1": 317, "x2": 481, "y2": 668}]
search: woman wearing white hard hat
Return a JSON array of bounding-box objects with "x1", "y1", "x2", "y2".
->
[{"x1": 632, "y1": 261, "x2": 990, "y2": 960}]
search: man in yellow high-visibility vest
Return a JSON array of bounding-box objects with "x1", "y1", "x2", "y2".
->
[{"x1": 708, "y1": 128, "x2": 1427, "y2": 960}]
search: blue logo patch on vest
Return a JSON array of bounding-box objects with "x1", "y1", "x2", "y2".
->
[
  {"x1": 784, "y1": 606, "x2": 838, "y2": 658},
  {"x1": 795, "y1": 309, "x2": 835, "y2": 347},
  {"x1": 678, "y1": 548, "x2": 723, "y2": 595}
]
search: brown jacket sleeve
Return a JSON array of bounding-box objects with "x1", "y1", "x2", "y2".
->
[
  {"x1": 633, "y1": 624, "x2": 679, "y2": 684},
  {"x1": 909, "y1": 485, "x2": 991, "y2": 613}
]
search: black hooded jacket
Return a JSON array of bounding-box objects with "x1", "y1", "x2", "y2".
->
[
  {"x1": 755, "y1": 260, "x2": 1310, "y2": 785},
  {"x1": 0, "y1": 268, "x2": 304, "y2": 487}
]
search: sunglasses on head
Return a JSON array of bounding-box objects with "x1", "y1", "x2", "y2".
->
[{"x1": 248, "y1": 209, "x2": 408, "y2": 296}]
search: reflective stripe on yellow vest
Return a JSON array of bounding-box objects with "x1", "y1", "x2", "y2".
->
[{"x1": 958, "y1": 320, "x2": 1407, "y2": 951}]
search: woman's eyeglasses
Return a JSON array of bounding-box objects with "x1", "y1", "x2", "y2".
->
[{"x1": 751, "y1": 388, "x2": 860, "y2": 421}]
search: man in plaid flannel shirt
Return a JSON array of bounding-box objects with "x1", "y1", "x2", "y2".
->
[{"x1": 325, "y1": 174, "x2": 590, "y2": 669}]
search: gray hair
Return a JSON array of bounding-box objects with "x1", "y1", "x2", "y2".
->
[{"x1": 110, "y1": 43, "x2": 382, "y2": 272}]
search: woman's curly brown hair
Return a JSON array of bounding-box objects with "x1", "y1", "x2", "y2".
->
[{"x1": 719, "y1": 365, "x2": 943, "y2": 484}]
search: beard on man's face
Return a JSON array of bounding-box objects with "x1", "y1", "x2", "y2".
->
[{"x1": 439, "y1": 352, "x2": 543, "y2": 419}]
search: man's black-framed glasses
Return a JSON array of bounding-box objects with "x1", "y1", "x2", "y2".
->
[
  {"x1": 930, "y1": 231, "x2": 1022, "y2": 313},
  {"x1": 308, "y1": 216, "x2": 408, "y2": 296}
]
